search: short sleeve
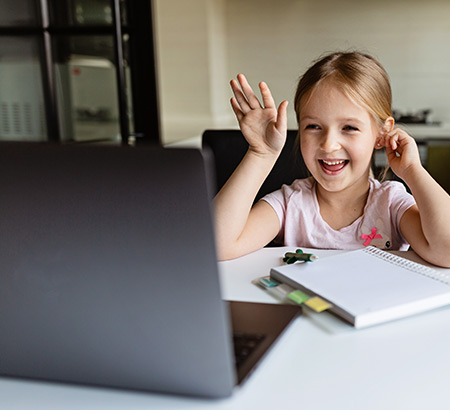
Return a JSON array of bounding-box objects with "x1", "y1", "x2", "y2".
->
[
  {"x1": 260, "y1": 188, "x2": 286, "y2": 233},
  {"x1": 260, "y1": 180, "x2": 308, "y2": 244},
  {"x1": 388, "y1": 181, "x2": 416, "y2": 240}
]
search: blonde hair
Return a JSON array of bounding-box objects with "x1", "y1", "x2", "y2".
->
[{"x1": 294, "y1": 51, "x2": 392, "y2": 127}]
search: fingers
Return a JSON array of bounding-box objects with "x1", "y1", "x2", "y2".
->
[
  {"x1": 230, "y1": 74, "x2": 278, "y2": 112},
  {"x1": 230, "y1": 78, "x2": 252, "y2": 113},
  {"x1": 276, "y1": 100, "x2": 289, "y2": 132},
  {"x1": 230, "y1": 97, "x2": 244, "y2": 122},
  {"x1": 380, "y1": 127, "x2": 422, "y2": 172},
  {"x1": 229, "y1": 74, "x2": 287, "y2": 135},
  {"x1": 238, "y1": 74, "x2": 263, "y2": 109},
  {"x1": 382, "y1": 130, "x2": 398, "y2": 155},
  {"x1": 382, "y1": 128, "x2": 413, "y2": 153},
  {"x1": 259, "y1": 81, "x2": 276, "y2": 109},
  {"x1": 230, "y1": 74, "x2": 261, "y2": 112}
]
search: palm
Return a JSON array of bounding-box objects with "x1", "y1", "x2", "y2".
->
[{"x1": 239, "y1": 107, "x2": 285, "y2": 154}]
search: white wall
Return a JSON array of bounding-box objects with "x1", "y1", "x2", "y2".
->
[
  {"x1": 155, "y1": 0, "x2": 450, "y2": 144},
  {"x1": 154, "y1": 0, "x2": 232, "y2": 143}
]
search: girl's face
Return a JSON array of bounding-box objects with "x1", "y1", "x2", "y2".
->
[{"x1": 299, "y1": 80, "x2": 380, "y2": 195}]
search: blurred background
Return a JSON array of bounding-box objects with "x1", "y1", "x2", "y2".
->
[
  {"x1": 1, "y1": 0, "x2": 449, "y2": 190},
  {"x1": 155, "y1": 0, "x2": 450, "y2": 143},
  {"x1": 154, "y1": 0, "x2": 450, "y2": 191}
]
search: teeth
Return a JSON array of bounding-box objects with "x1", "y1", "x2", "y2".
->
[{"x1": 322, "y1": 160, "x2": 345, "y2": 166}]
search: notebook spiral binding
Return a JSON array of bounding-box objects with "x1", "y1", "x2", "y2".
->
[{"x1": 364, "y1": 246, "x2": 450, "y2": 286}]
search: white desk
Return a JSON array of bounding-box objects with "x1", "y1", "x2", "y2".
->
[{"x1": 2, "y1": 247, "x2": 450, "y2": 410}]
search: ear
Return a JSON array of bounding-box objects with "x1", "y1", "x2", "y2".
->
[
  {"x1": 374, "y1": 116, "x2": 395, "y2": 149},
  {"x1": 383, "y1": 116, "x2": 395, "y2": 133}
]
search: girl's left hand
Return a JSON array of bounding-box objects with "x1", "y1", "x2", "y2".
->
[{"x1": 382, "y1": 128, "x2": 422, "y2": 180}]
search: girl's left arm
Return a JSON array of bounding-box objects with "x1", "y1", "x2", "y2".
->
[{"x1": 384, "y1": 128, "x2": 450, "y2": 268}]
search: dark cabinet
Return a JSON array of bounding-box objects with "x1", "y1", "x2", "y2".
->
[{"x1": 0, "y1": 0, "x2": 160, "y2": 144}]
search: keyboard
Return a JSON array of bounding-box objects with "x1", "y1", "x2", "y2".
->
[{"x1": 233, "y1": 332, "x2": 266, "y2": 369}]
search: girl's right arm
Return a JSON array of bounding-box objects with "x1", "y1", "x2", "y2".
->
[{"x1": 213, "y1": 74, "x2": 289, "y2": 260}]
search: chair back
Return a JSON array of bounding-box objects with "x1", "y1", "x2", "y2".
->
[{"x1": 202, "y1": 129, "x2": 308, "y2": 202}]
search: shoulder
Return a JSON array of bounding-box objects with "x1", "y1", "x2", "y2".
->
[
  {"x1": 368, "y1": 177, "x2": 415, "y2": 214},
  {"x1": 282, "y1": 177, "x2": 314, "y2": 195},
  {"x1": 263, "y1": 177, "x2": 313, "y2": 198},
  {"x1": 277, "y1": 178, "x2": 314, "y2": 204},
  {"x1": 261, "y1": 177, "x2": 314, "y2": 210},
  {"x1": 369, "y1": 177, "x2": 411, "y2": 198}
]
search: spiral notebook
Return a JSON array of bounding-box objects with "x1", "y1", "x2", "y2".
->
[{"x1": 270, "y1": 247, "x2": 450, "y2": 328}]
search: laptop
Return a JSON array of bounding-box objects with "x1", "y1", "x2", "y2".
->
[{"x1": 0, "y1": 142, "x2": 301, "y2": 398}]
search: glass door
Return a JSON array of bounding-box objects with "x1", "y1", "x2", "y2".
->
[
  {"x1": 50, "y1": 0, "x2": 125, "y2": 143},
  {"x1": 0, "y1": 1, "x2": 46, "y2": 141},
  {"x1": 0, "y1": 0, "x2": 160, "y2": 144}
]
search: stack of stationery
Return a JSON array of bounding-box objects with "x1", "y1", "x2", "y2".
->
[{"x1": 270, "y1": 247, "x2": 450, "y2": 328}]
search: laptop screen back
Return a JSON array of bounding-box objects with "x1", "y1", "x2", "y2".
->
[{"x1": 0, "y1": 143, "x2": 236, "y2": 397}]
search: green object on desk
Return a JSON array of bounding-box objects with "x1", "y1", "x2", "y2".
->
[
  {"x1": 283, "y1": 249, "x2": 318, "y2": 264},
  {"x1": 259, "y1": 276, "x2": 280, "y2": 288},
  {"x1": 287, "y1": 290, "x2": 310, "y2": 305}
]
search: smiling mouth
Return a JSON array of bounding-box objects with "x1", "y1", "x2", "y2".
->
[{"x1": 319, "y1": 159, "x2": 349, "y2": 174}]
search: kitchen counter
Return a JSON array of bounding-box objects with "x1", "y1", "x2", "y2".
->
[
  {"x1": 398, "y1": 123, "x2": 450, "y2": 141},
  {"x1": 164, "y1": 124, "x2": 450, "y2": 150}
]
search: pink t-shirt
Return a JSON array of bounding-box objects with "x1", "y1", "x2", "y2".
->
[{"x1": 261, "y1": 177, "x2": 416, "y2": 251}]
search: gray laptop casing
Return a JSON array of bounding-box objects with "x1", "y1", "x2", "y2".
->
[
  {"x1": 0, "y1": 143, "x2": 300, "y2": 398},
  {"x1": 0, "y1": 143, "x2": 237, "y2": 397}
]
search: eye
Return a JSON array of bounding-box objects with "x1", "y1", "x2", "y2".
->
[
  {"x1": 305, "y1": 124, "x2": 320, "y2": 130},
  {"x1": 343, "y1": 125, "x2": 359, "y2": 132}
]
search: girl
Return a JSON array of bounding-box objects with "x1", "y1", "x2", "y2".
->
[{"x1": 213, "y1": 52, "x2": 450, "y2": 268}]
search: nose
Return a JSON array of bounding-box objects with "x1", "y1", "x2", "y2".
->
[{"x1": 319, "y1": 129, "x2": 342, "y2": 153}]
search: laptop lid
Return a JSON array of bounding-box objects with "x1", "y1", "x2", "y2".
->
[
  {"x1": 0, "y1": 142, "x2": 301, "y2": 398},
  {"x1": 0, "y1": 143, "x2": 237, "y2": 397}
]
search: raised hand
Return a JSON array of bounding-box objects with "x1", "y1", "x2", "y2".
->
[
  {"x1": 382, "y1": 127, "x2": 422, "y2": 180},
  {"x1": 230, "y1": 74, "x2": 288, "y2": 157}
]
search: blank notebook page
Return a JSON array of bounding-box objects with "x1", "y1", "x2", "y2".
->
[{"x1": 270, "y1": 247, "x2": 450, "y2": 327}]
